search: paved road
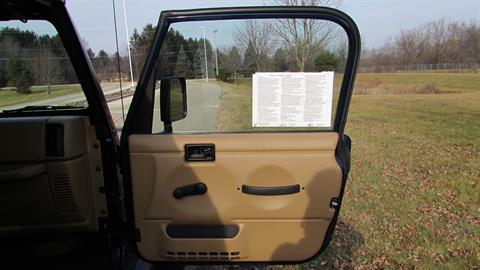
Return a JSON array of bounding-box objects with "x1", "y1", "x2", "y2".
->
[
  {"x1": 109, "y1": 80, "x2": 221, "y2": 132},
  {"x1": 108, "y1": 95, "x2": 133, "y2": 130},
  {"x1": 0, "y1": 83, "x2": 130, "y2": 111},
  {"x1": 1, "y1": 80, "x2": 221, "y2": 133}
]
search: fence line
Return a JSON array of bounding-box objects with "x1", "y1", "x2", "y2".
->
[{"x1": 359, "y1": 63, "x2": 479, "y2": 73}]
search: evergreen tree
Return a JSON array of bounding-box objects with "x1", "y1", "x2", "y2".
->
[
  {"x1": 217, "y1": 50, "x2": 232, "y2": 82},
  {"x1": 174, "y1": 45, "x2": 189, "y2": 77},
  {"x1": 273, "y1": 48, "x2": 289, "y2": 72},
  {"x1": 0, "y1": 67, "x2": 7, "y2": 88},
  {"x1": 193, "y1": 46, "x2": 206, "y2": 79},
  {"x1": 184, "y1": 38, "x2": 197, "y2": 71},
  {"x1": 242, "y1": 41, "x2": 257, "y2": 76},
  {"x1": 97, "y1": 50, "x2": 110, "y2": 80},
  {"x1": 314, "y1": 51, "x2": 339, "y2": 72},
  {"x1": 8, "y1": 56, "x2": 34, "y2": 94}
]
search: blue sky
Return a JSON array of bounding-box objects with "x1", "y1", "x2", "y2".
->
[{"x1": 65, "y1": 0, "x2": 480, "y2": 54}]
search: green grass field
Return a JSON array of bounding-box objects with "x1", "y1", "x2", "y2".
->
[
  {"x1": 0, "y1": 84, "x2": 83, "y2": 107},
  {"x1": 214, "y1": 73, "x2": 480, "y2": 269}
]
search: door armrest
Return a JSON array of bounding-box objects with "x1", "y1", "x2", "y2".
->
[{"x1": 0, "y1": 163, "x2": 46, "y2": 182}]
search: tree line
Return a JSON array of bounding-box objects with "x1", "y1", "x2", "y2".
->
[
  {"x1": 127, "y1": 23, "x2": 342, "y2": 84},
  {"x1": 105, "y1": 0, "x2": 344, "y2": 82},
  {"x1": 361, "y1": 19, "x2": 480, "y2": 71},
  {"x1": 126, "y1": 0, "x2": 344, "y2": 83},
  {"x1": 0, "y1": 27, "x2": 77, "y2": 93},
  {"x1": 3, "y1": 0, "x2": 477, "y2": 95},
  {"x1": 129, "y1": 24, "x2": 215, "y2": 81},
  {"x1": 216, "y1": 15, "x2": 344, "y2": 83},
  {"x1": 0, "y1": 0, "x2": 347, "y2": 93},
  {"x1": 86, "y1": 48, "x2": 131, "y2": 83},
  {"x1": 119, "y1": 16, "x2": 480, "y2": 82}
]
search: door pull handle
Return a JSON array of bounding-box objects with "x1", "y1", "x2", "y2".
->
[{"x1": 241, "y1": 184, "x2": 300, "y2": 196}]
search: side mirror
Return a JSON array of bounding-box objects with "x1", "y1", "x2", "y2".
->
[{"x1": 160, "y1": 77, "x2": 187, "y2": 133}]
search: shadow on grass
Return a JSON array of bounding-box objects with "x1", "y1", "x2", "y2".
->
[
  {"x1": 0, "y1": 88, "x2": 46, "y2": 95},
  {"x1": 28, "y1": 90, "x2": 47, "y2": 95},
  {"x1": 304, "y1": 221, "x2": 364, "y2": 269}
]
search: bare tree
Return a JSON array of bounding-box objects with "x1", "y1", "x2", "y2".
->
[
  {"x1": 273, "y1": 0, "x2": 342, "y2": 71},
  {"x1": 359, "y1": 19, "x2": 480, "y2": 72},
  {"x1": 460, "y1": 20, "x2": 480, "y2": 64},
  {"x1": 444, "y1": 22, "x2": 464, "y2": 63},
  {"x1": 394, "y1": 29, "x2": 424, "y2": 65},
  {"x1": 37, "y1": 45, "x2": 60, "y2": 95},
  {"x1": 234, "y1": 20, "x2": 276, "y2": 72},
  {"x1": 427, "y1": 19, "x2": 448, "y2": 64}
]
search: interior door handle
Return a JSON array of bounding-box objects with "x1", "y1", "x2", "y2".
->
[
  {"x1": 241, "y1": 184, "x2": 300, "y2": 196},
  {"x1": 173, "y1": 182, "x2": 208, "y2": 199}
]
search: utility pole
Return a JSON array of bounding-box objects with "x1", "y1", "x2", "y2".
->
[
  {"x1": 213, "y1": 29, "x2": 218, "y2": 77},
  {"x1": 122, "y1": 0, "x2": 134, "y2": 87},
  {"x1": 111, "y1": 0, "x2": 125, "y2": 121},
  {"x1": 200, "y1": 26, "x2": 208, "y2": 80}
]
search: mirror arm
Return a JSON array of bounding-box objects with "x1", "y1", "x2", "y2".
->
[
  {"x1": 159, "y1": 77, "x2": 187, "y2": 134},
  {"x1": 164, "y1": 122, "x2": 173, "y2": 134}
]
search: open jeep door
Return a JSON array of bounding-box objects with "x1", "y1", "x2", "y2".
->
[{"x1": 121, "y1": 7, "x2": 360, "y2": 264}]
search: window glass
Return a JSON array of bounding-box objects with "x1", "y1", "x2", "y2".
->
[
  {"x1": 152, "y1": 18, "x2": 348, "y2": 134},
  {"x1": 0, "y1": 20, "x2": 85, "y2": 111}
]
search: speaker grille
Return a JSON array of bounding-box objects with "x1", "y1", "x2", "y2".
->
[
  {"x1": 49, "y1": 174, "x2": 81, "y2": 222},
  {"x1": 165, "y1": 251, "x2": 241, "y2": 261}
]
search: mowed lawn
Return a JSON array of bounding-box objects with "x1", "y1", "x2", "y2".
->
[
  {"x1": 214, "y1": 73, "x2": 480, "y2": 269},
  {"x1": 0, "y1": 84, "x2": 82, "y2": 107}
]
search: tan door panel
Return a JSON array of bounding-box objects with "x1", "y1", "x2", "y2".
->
[
  {"x1": 129, "y1": 132, "x2": 342, "y2": 262},
  {"x1": 0, "y1": 116, "x2": 106, "y2": 234}
]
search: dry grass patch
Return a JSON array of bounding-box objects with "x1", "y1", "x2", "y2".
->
[{"x1": 200, "y1": 72, "x2": 480, "y2": 269}]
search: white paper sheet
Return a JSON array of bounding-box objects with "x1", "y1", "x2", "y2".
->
[{"x1": 252, "y1": 72, "x2": 334, "y2": 128}]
